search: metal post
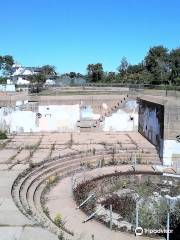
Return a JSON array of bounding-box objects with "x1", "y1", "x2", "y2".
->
[
  {"x1": 77, "y1": 193, "x2": 95, "y2": 209},
  {"x1": 134, "y1": 153, "x2": 137, "y2": 171},
  {"x1": 110, "y1": 204, "x2": 112, "y2": 230},
  {"x1": 167, "y1": 212, "x2": 170, "y2": 240},
  {"x1": 166, "y1": 197, "x2": 171, "y2": 240},
  {"x1": 83, "y1": 208, "x2": 99, "y2": 223},
  {"x1": 136, "y1": 201, "x2": 139, "y2": 229}
]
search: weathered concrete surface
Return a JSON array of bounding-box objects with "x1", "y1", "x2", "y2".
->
[
  {"x1": 0, "y1": 132, "x2": 160, "y2": 166},
  {"x1": 0, "y1": 226, "x2": 57, "y2": 240},
  {"x1": 0, "y1": 131, "x2": 160, "y2": 240},
  {"x1": 0, "y1": 149, "x2": 18, "y2": 163},
  {"x1": 0, "y1": 166, "x2": 57, "y2": 240}
]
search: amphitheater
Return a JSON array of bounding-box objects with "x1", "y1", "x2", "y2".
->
[{"x1": 0, "y1": 88, "x2": 179, "y2": 240}]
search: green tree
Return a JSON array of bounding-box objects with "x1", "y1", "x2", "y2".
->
[
  {"x1": 41, "y1": 65, "x2": 57, "y2": 76},
  {"x1": 139, "y1": 70, "x2": 153, "y2": 84},
  {"x1": 28, "y1": 73, "x2": 46, "y2": 84},
  {"x1": 105, "y1": 72, "x2": 116, "y2": 82},
  {"x1": 118, "y1": 57, "x2": 129, "y2": 82},
  {"x1": 126, "y1": 63, "x2": 145, "y2": 83},
  {"x1": 169, "y1": 48, "x2": 180, "y2": 85},
  {"x1": 69, "y1": 72, "x2": 77, "y2": 78},
  {"x1": 0, "y1": 76, "x2": 7, "y2": 84},
  {"x1": 87, "y1": 63, "x2": 104, "y2": 82},
  {"x1": 144, "y1": 46, "x2": 169, "y2": 84},
  {"x1": 0, "y1": 56, "x2": 3, "y2": 69},
  {"x1": 0, "y1": 55, "x2": 14, "y2": 75}
]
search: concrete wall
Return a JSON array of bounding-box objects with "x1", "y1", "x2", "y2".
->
[
  {"x1": 138, "y1": 99, "x2": 164, "y2": 160},
  {"x1": 163, "y1": 101, "x2": 180, "y2": 166},
  {"x1": 138, "y1": 95, "x2": 180, "y2": 167}
]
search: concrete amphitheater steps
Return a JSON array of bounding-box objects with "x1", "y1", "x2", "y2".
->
[
  {"x1": 12, "y1": 163, "x2": 84, "y2": 237},
  {"x1": 12, "y1": 151, "x2": 119, "y2": 238},
  {"x1": 11, "y1": 147, "x2": 160, "y2": 239}
]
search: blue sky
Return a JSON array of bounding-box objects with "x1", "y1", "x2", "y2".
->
[{"x1": 0, "y1": 0, "x2": 180, "y2": 74}]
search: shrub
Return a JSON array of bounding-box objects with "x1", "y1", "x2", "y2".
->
[
  {"x1": 43, "y1": 206, "x2": 50, "y2": 217},
  {"x1": 0, "y1": 130, "x2": 7, "y2": 140},
  {"x1": 54, "y1": 213, "x2": 62, "y2": 227},
  {"x1": 47, "y1": 175, "x2": 58, "y2": 185}
]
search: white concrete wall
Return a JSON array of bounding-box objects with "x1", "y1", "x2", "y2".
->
[
  {"x1": 163, "y1": 140, "x2": 180, "y2": 167},
  {"x1": 0, "y1": 84, "x2": 15, "y2": 92}
]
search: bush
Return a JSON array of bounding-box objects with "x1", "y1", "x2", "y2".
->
[
  {"x1": 43, "y1": 206, "x2": 50, "y2": 217},
  {"x1": 54, "y1": 213, "x2": 62, "y2": 227},
  {"x1": 0, "y1": 130, "x2": 7, "y2": 140}
]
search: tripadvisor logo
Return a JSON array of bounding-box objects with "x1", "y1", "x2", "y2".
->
[
  {"x1": 176, "y1": 135, "x2": 180, "y2": 142},
  {"x1": 135, "y1": 227, "x2": 173, "y2": 236},
  {"x1": 135, "y1": 227, "x2": 143, "y2": 236}
]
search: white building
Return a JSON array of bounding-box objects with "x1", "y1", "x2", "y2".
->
[{"x1": 11, "y1": 64, "x2": 41, "y2": 85}]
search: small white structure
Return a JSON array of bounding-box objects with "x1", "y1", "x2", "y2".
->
[
  {"x1": 0, "y1": 84, "x2": 15, "y2": 92},
  {"x1": 45, "y1": 79, "x2": 55, "y2": 85},
  {"x1": 7, "y1": 79, "x2": 13, "y2": 84},
  {"x1": 163, "y1": 140, "x2": 180, "y2": 166}
]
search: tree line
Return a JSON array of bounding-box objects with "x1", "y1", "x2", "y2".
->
[
  {"x1": 1, "y1": 45, "x2": 180, "y2": 86},
  {"x1": 86, "y1": 46, "x2": 180, "y2": 86}
]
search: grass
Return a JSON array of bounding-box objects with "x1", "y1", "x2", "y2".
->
[
  {"x1": 47, "y1": 175, "x2": 59, "y2": 186},
  {"x1": 39, "y1": 90, "x2": 126, "y2": 96},
  {"x1": 136, "y1": 179, "x2": 155, "y2": 198},
  {"x1": 25, "y1": 137, "x2": 42, "y2": 158},
  {"x1": 43, "y1": 206, "x2": 50, "y2": 217}
]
